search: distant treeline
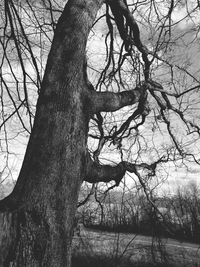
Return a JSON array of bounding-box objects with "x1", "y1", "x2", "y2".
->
[{"x1": 77, "y1": 182, "x2": 200, "y2": 244}]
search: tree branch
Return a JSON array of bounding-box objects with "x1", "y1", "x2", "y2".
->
[
  {"x1": 85, "y1": 153, "x2": 126, "y2": 185},
  {"x1": 108, "y1": 0, "x2": 151, "y2": 80},
  {"x1": 90, "y1": 84, "x2": 147, "y2": 113},
  {"x1": 85, "y1": 153, "x2": 168, "y2": 186}
]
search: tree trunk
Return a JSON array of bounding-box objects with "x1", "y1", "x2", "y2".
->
[{"x1": 0, "y1": 1, "x2": 104, "y2": 266}]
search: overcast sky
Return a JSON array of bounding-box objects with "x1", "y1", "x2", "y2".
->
[{"x1": 1, "y1": 0, "x2": 200, "y2": 196}]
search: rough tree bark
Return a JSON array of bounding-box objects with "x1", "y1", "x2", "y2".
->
[{"x1": 0, "y1": 0, "x2": 147, "y2": 266}]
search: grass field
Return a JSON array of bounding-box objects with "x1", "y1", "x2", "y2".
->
[{"x1": 72, "y1": 228, "x2": 200, "y2": 267}]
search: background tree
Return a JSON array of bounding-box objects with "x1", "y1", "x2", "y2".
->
[{"x1": 0, "y1": 0, "x2": 200, "y2": 266}]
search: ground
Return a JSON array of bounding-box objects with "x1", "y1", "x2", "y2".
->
[{"x1": 72, "y1": 228, "x2": 200, "y2": 267}]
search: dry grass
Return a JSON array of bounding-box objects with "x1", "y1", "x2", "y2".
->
[
  {"x1": 72, "y1": 228, "x2": 200, "y2": 267},
  {"x1": 72, "y1": 254, "x2": 175, "y2": 267}
]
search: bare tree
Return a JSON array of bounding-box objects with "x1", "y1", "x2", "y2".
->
[{"x1": 0, "y1": 0, "x2": 200, "y2": 266}]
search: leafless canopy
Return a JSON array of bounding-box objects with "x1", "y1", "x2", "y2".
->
[{"x1": 1, "y1": 0, "x2": 200, "y2": 196}]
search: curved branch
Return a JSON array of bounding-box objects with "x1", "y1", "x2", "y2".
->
[
  {"x1": 85, "y1": 153, "x2": 126, "y2": 185},
  {"x1": 77, "y1": 184, "x2": 95, "y2": 208},
  {"x1": 85, "y1": 153, "x2": 168, "y2": 186},
  {"x1": 108, "y1": 0, "x2": 150, "y2": 80},
  {"x1": 90, "y1": 84, "x2": 146, "y2": 113}
]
